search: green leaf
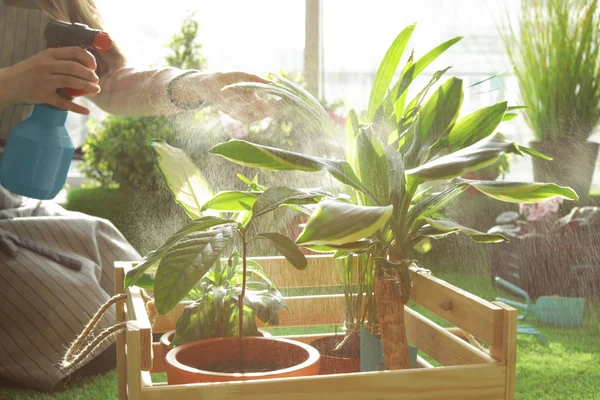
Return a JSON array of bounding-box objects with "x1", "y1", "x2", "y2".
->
[
  {"x1": 154, "y1": 223, "x2": 237, "y2": 314},
  {"x1": 252, "y1": 187, "x2": 326, "y2": 219},
  {"x1": 243, "y1": 281, "x2": 286, "y2": 325},
  {"x1": 519, "y1": 145, "x2": 552, "y2": 161},
  {"x1": 354, "y1": 126, "x2": 390, "y2": 206},
  {"x1": 386, "y1": 146, "x2": 405, "y2": 219},
  {"x1": 296, "y1": 200, "x2": 393, "y2": 246},
  {"x1": 453, "y1": 178, "x2": 579, "y2": 203},
  {"x1": 305, "y1": 238, "x2": 377, "y2": 253},
  {"x1": 124, "y1": 216, "x2": 234, "y2": 288},
  {"x1": 256, "y1": 232, "x2": 307, "y2": 270},
  {"x1": 418, "y1": 218, "x2": 508, "y2": 243},
  {"x1": 502, "y1": 113, "x2": 518, "y2": 121},
  {"x1": 171, "y1": 294, "x2": 218, "y2": 346},
  {"x1": 418, "y1": 77, "x2": 464, "y2": 147},
  {"x1": 345, "y1": 109, "x2": 360, "y2": 162},
  {"x1": 202, "y1": 191, "x2": 260, "y2": 212},
  {"x1": 368, "y1": 24, "x2": 416, "y2": 122},
  {"x1": 210, "y1": 140, "x2": 373, "y2": 198},
  {"x1": 445, "y1": 101, "x2": 508, "y2": 151},
  {"x1": 406, "y1": 133, "x2": 524, "y2": 181},
  {"x1": 151, "y1": 141, "x2": 215, "y2": 219},
  {"x1": 385, "y1": 37, "x2": 462, "y2": 120}
]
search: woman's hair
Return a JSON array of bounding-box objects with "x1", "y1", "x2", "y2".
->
[{"x1": 34, "y1": 0, "x2": 126, "y2": 77}]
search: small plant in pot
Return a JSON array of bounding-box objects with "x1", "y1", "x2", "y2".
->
[
  {"x1": 208, "y1": 23, "x2": 578, "y2": 371},
  {"x1": 501, "y1": 0, "x2": 600, "y2": 199},
  {"x1": 158, "y1": 251, "x2": 284, "y2": 359},
  {"x1": 125, "y1": 142, "x2": 321, "y2": 384}
]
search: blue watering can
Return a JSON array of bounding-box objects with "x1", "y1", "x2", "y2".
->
[{"x1": 0, "y1": 20, "x2": 112, "y2": 200}]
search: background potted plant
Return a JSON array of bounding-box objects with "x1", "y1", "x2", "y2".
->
[
  {"x1": 501, "y1": 0, "x2": 600, "y2": 200},
  {"x1": 125, "y1": 142, "x2": 322, "y2": 384},
  {"x1": 207, "y1": 23, "x2": 578, "y2": 371},
  {"x1": 489, "y1": 200, "x2": 600, "y2": 299}
]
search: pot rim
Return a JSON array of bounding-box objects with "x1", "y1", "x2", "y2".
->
[{"x1": 166, "y1": 336, "x2": 320, "y2": 378}]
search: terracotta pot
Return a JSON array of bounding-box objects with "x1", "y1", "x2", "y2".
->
[
  {"x1": 160, "y1": 329, "x2": 272, "y2": 362},
  {"x1": 310, "y1": 335, "x2": 360, "y2": 375},
  {"x1": 166, "y1": 337, "x2": 320, "y2": 384}
]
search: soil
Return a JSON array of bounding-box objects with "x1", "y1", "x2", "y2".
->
[
  {"x1": 203, "y1": 359, "x2": 283, "y2": 373},
  {"x1": 313, "y1": 332, "x2": 360, "y2": 358}
]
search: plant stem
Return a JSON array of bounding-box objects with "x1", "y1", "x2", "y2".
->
[{"x1": 238, "y1": 229, "x2": 248, "y2": 369}]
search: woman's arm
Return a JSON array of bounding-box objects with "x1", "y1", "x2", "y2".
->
[{"x1": 87, "y1": 67, "x2": 280, "y2": 123}]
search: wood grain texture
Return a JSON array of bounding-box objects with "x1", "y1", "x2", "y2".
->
[
  {"x1": 405, "y1": 307, "x2": 496, "y2": 366},
  {"x1": 491, "y1": 301, "x2": 518, "y2": 400},
  {"x1": 114, "y1": 264, "x2": 128, "y2": 400},
  {"x1": 409, "y1": 266, "x2": 504, "y2": 347},
  {"x1": 126, "y1": 287, "x2": 153, "y2": 371},
  {"x1": 140, "y1": 364, "x2": 506, "y2": 400},
  {"x1": 126, "y1": 321, "x2": 142, "y2": 400}
]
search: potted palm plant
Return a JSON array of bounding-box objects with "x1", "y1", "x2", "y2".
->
[
  {"x1": 207, "y1": 23, "x2": 578, "y2": 370},
  {"x1": 501, "y1": 0, "x2": 600, "y2": 199}
]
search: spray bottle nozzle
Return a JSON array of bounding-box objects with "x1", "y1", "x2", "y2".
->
[{"x1": 45, "y1": 20, "x2": 113, "y2": 97}]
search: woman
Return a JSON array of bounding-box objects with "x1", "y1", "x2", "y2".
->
[{"x1": 0, "y1": 0, "x2": 278, "y2": 391}]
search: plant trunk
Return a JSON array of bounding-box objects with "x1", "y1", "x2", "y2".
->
[{"x1": 374, "y1": 276, "x2": 410, "y2": 370}]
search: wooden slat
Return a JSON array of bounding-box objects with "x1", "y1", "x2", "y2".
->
[
  {"x1": 253, "y1": 255, "x2": 346, "y2": 289},
  {"x1": 141, "y1": 364, "x2": 506, "y2": 400},
  {"x1": 404, "y1": 306, "x2": 496, "y2": 366},
  {"x1": 126, "y1": 287, "x2": 153, "y2": 371},
  {"x1": 151, "y1": 343, "x2": 167, "y2": 374},
  {"x1": 409, "y1": 266, "x2": 503, "y2": 347},
  {"x1": 114, "y1": 264, "x2": 128, "y2": 400},
  {"x1": 491, "y1": 302, "x2": 517, "y2": 400},
  {"x1": 126, "y1": 321, "x2": 142, "y2": 400}
]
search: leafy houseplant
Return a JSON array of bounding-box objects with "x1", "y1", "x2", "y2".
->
[
  {"x1": 208, "y1": 23, "x2": 578, "y2": 370},
  {"x1": 501, "y1": 0, "x2": 600, "y2": 198},
  {"x1": 125, "y1": 142, "x2": 321, "y2": 381},
  {"x1": 489, "y1": 201, "x2": 600, "y2": 299},
  {"x1": 168, "y1": 251, "x2": 285, "y2": 347}
]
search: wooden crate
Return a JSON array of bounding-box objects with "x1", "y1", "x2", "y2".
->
[{"x1": 115, "y1": 255, "x2": 517, "y2": 400}]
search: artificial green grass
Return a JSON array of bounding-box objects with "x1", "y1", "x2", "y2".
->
[{"x1": 1, "y1": 268, "x2": 597, "y2": 399}]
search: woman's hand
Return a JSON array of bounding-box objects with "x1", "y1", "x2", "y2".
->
[
  {"x1": 186, "y1": 72, "x2": 282, "y2": 124},
  {"x1": 0, "y1": 47, "x2": 101, "y2": 115}
]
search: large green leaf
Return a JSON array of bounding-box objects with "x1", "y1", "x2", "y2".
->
[
  {"x1": 306, "y1": 238, "x2": 377, "y2": 253},
  {"x1": 345, "y1": 109, "x2": 360, "y2": 162},
  {"x1": 151, "y1": 141, "x2": 215, "y2": 219},
  {"x1": 406, "y1": 133, "x2": 525, "y2": 181},
  {"x1": 406, "y1": 186, "x2": 464, "y2": 229},
  {"x1": 124, "y1": 216, "x2": 234, "y2": 288},
  {"x1": 418, "y1": 218, "x2": 508, "y2": 243},
  {"x1": 210, "y1": 140, "x2": 374, "y2": 198},
  {"x1": 367, "y1": 24, "x2": 416, "y2": 122},
  {"x1": 454, "y1": 178, "x2": 579, "y2": 203},
  {"x1": 385, "y1": 37, "x2": 462, "y2": 121},
  {"x1": 243, "y1": 281, "x2": 286, "y2": 325},
  {"x1": 418, "y1": 77, "x2": 464, "y2": 147},
  {"x1": 296, "y1": 200, "x2": 393, "y2": 246},
  {"x1": 202, "y1": 191, "x2": 259, "y2": 212},
  {"x1": 154, "y1": 223, "x2": 237, "y2": 314},
  {"x1": 354, "y1": 126, "x2": 390, "y2": 206},
  {"x1": 252, "y1": 187, "x2": 326, "y2": 219},
  {"x1": 445, "y1": 101, "x2": 508, "y2": 151},
  {"x1": 256, "y1": 232, "x2": 307, "y2": 270}
]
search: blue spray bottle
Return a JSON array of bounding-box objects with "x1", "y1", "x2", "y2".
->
[{"x1": 0, "y1": 20, "x2": 112, "y2": 200}]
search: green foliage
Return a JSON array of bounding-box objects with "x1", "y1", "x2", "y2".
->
[
  {"x1": 165, "y1": 16, "x2": 207, "y2": 71},
  {"x1": 171, "y1": 254, "x2": 285, "y2": 346},
  {"x1": 501, "y1": 0, "x2": 600, "y2": 141},
  {"x1": 209, "y1": 23, "x2": 578, "y2": 335},
  {"x1": 81, "y1": 115, "x2": 176, "y2": 189},
  {"x1": 80, "y1": 16, "x2": 213, "y2": 190}
]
